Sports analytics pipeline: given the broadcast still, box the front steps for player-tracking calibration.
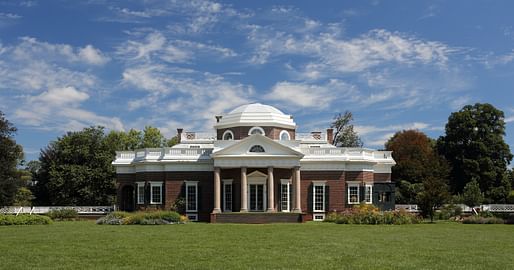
[211,212,305,223]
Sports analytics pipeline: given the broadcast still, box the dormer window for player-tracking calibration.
[222,130,234,140]
[248,127,265,136]
[249,145,265,153]
[279,130,290,141]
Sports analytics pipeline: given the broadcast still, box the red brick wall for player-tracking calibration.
[345,171,373,182]
[300,171,346,220]
[217,126,295,140]
[374,173,391,182]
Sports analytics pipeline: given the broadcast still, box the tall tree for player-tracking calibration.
[34,126,115,205]
[462,179,484,208]
[416,176,450,222]
[437,103,513,202]
[141,126,166,148]
[385,129,450,204]
[0,111,24,207]
[331,111,363,147]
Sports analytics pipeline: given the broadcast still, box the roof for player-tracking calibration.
[214,103,297,129]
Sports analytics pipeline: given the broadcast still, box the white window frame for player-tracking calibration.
[280,179,291,212]
[185,181,198,213]
[279,130,290,141]
[136,182,145,205]
[347,182,360,204]
[312,181,326,212]
[248,126,265,136]
[222,130,234,140]
[223,179,233,212]
[150,182,163,204]
[248,145,265,153]
[364,184,373,204]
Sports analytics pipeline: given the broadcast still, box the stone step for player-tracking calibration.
[212,212,305,223]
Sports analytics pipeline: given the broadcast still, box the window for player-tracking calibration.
[186,181,198,212]
[222,130,234,140]
[150,182,163,204]
[279,130,290,141]
[348,184,359,204]
[364,184,373,204]
[189,145,200,149]
[280,179,291,212]
[313,182,326,212]
[379,192,391,203]
[136,182,145,204]
[223,180,233,212]
[249,145,265,153]
[248,126,265,136]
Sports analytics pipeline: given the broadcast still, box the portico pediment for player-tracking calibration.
[211,134,304,158]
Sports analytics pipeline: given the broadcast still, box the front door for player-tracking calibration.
[249,184,265,211]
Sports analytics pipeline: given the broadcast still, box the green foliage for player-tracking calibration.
[437,103,513,202]
[437,204,462,220]
[171,197,186,214]
[105,126,168,151]
[96,211,182,225]
[330,111,363,147]
[416,176,450,222]
[34,126,116,205]
[462,216,504,224]
[0,214,52,225]
[507,190,514,204]
[47,209,78,220]
[0,111,24,207]
[13,187,35,206]
[395,180,423,204]
[462,179,484,207]
[324,204,421,225]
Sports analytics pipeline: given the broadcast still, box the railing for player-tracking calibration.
[115,147,213,162]
[296,132,327,141]
[300,148,392,160]
[181,132,216,141]
[395,204,514,213]
[0,206,115,215]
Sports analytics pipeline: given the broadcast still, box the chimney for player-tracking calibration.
[177,128,183,143]
[327,128,334,145]
[215,115,222,123]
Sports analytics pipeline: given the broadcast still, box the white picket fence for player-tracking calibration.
[0,206,115,216]
[395,204,514,213]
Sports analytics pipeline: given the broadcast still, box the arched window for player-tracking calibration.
[248,126,265,136]
[249,145,265,153]
[222,130,234,140]
[279,130,290,141]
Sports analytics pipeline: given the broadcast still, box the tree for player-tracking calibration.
[416,176,450,222]
[0,111,24,207]
[462,179,484,208]
[385,130,450,204]
[437,103,513,202]
[331,111,363,147]
[141,126,166,148]
[34,126,115,205]
[104,126,167,151]
[13,187,35,206]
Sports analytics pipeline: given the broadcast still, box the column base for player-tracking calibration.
[292,208,302,213]
[239,209,248,213]
[211,208,221,214]
[266,208,276,213]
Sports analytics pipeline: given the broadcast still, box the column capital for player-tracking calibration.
[214,167,221,173]
[241,167,247,173]
[293,166,301,170]
[267,166,274,172]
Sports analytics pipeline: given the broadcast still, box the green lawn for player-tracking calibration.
[0,221,513,269]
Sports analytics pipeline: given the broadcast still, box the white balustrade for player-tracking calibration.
[0,206,115,215]
[296,132,327,141]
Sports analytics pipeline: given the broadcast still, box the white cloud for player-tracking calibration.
[78,45,110,65]
[29,86,89,106]
[356,122,431,147]
[0,12,22,19]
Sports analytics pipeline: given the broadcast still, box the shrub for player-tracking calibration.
[0,214,52,225]
[97,211,183,225]
[47,209,78,221]
[462,216,504,224]
[325,204,420,225]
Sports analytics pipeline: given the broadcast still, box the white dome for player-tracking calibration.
[214,103,296,129]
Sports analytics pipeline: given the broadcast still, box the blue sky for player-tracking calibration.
[1,0,514,161]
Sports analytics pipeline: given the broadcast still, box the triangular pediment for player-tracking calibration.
[212,135,304,158]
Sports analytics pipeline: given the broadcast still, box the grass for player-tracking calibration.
[0,221,513,269]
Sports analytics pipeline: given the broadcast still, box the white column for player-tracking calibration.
[240,167,248,212]
[293,166,302,213]
[212,167,221,214]
[267,166,275,212]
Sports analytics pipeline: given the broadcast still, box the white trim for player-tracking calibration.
[313,182,326,212]
[279,130,290,141]
[247,172,267,212]
[280,179,291,212]
[150,182,163,204]
[186,214,198,222]
[348,183,360,205]
[364,184,373,204]
[313,213,325,221]
[248,126,265,136]
[222,130,234,140]
[222,179,233,212]
[185,181,198,213]
[136,182,145,204]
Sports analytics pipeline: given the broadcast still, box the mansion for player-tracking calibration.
[112,103,396,222]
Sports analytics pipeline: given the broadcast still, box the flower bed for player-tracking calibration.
[324,204,421,225]
[0,214,52,225]
[96,211,187,225]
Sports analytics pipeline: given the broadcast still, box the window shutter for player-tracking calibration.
[197,184,202,212]
[145,182,150,205]
[324,185,330,212]
[359,186,365,204]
